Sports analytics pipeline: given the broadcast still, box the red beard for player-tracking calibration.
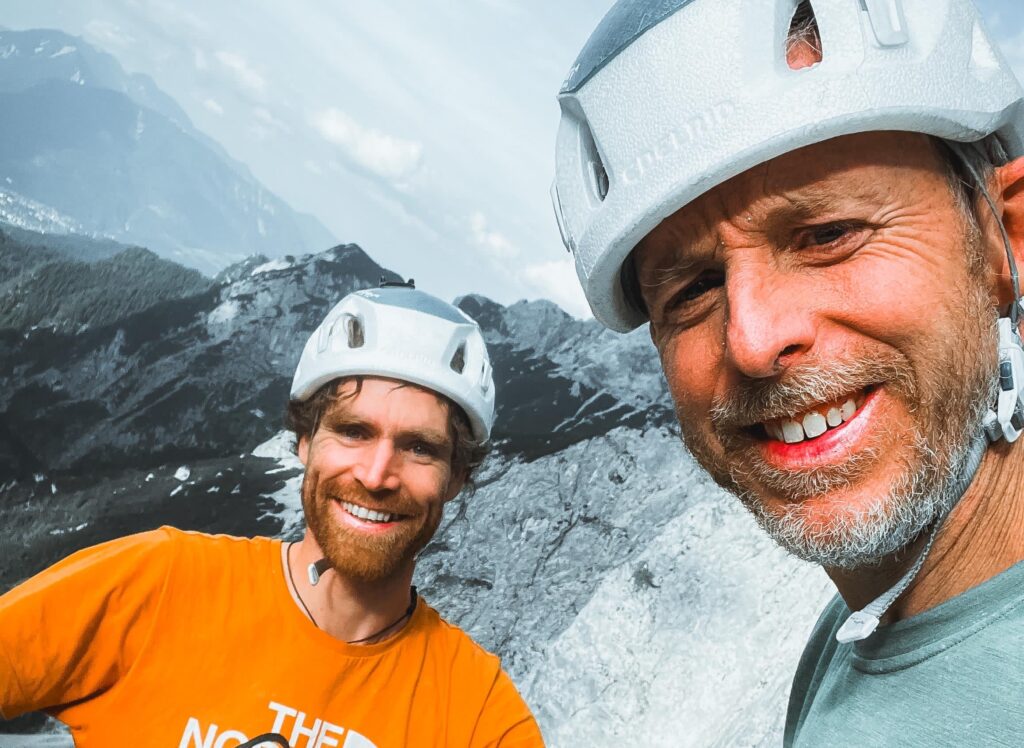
[301,472,443,584]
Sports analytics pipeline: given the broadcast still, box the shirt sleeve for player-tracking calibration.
[0,527,176,719]
[471,668,546,748]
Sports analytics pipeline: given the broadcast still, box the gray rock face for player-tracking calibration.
[257,426,833,747]
[1,245,837,746]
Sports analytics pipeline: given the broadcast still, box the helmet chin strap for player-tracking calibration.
[836,432,987,643]
[838,142,1024,643]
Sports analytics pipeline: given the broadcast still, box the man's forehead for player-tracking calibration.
[637,132,943,268]
[325,377,449,420]
[742,132,939,197]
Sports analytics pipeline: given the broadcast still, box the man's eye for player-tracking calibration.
[668,271,724,308]
[802,222,857,248]
[409,442,438,458]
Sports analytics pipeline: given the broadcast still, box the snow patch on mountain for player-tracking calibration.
[253,431,304,536]
[207,298,241,325]
[251,257,292,275]
[0,189,85,235]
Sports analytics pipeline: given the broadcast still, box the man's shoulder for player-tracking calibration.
[150,527,279,575]
[158,526,276,553]
[416,601,542,742]
[803,592,849,657]
[63,527,278,582]
[784,592,849,745]
[798,592,849,674]
[418,600,504,676]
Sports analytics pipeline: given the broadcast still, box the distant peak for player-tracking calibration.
[510,298,570,317]
[456,293,503,314]
[327,242,367,259]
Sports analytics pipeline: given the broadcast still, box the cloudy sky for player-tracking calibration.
[3,0,1024,316]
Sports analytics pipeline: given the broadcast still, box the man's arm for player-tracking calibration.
[470,668,545,748]
[0,528,175,718]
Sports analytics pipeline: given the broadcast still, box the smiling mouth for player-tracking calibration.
[339,501,401,524]
[757,386,873,444]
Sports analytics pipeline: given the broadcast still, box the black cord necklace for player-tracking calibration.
[287,542,417,644]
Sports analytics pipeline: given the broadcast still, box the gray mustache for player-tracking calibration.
[709,355,915,430]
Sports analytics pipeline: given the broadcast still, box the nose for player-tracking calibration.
[724,261,817,379]
[351,440,401,493]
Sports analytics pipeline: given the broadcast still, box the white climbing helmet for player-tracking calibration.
[290,282,495,442]
[552,0,1024,331]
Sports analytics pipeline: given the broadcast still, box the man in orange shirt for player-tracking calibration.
[0,282,544,748]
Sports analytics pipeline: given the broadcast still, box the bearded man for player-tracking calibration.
[0,283,544,748]
[552,0,1023,744]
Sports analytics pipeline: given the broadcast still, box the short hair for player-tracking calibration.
[284,376,489,494]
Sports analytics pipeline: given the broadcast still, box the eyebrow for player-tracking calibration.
[321,412,450,450]
[320,411,367,431]
[775,180,893,220]
[400,428,451,451]
[637,241,710,291]
[776,192,854,220]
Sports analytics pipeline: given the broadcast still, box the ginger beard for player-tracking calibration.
[677,250,998,570]
[301,469,444,584]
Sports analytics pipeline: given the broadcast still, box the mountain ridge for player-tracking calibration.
[0,28,335,274]
[1,241,833,746]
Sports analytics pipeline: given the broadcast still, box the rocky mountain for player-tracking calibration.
[0,29,335,274]
[0,240,211,334]
[0,245,834,745]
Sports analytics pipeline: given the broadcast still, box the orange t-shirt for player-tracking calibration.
[0,527,545,747]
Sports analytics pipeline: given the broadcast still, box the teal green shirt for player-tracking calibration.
[785,560,1024,747]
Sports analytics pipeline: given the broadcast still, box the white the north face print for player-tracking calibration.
[178,700,377,748]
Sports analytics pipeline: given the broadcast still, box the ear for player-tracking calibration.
[990,156,1024,307]
[442,469,466,503]
[297,435,310,466]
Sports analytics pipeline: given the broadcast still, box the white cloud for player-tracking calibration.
[311,108,423,181]
[253,106,290,134]
[520,257,592,319]
[193,49,208,71]
[470,211,519,260]
[216,50,265,93]
[83,20,135,50]
[203,98,224,115]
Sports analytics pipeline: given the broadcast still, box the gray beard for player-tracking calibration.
[733,425,985,570]
[678,276,998,571]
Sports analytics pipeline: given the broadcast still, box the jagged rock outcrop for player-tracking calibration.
[0,244,398,480]
[1,246,835,747]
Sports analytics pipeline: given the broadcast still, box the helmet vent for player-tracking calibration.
[345,316,364,348]
[786,1,823,70]
[578,116,610,203]
[480,361,491,394]
[590,159,609,202]
[450,343,466,374]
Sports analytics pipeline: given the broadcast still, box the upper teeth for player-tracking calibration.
[341,501,395,523]
[765,395,862,444]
